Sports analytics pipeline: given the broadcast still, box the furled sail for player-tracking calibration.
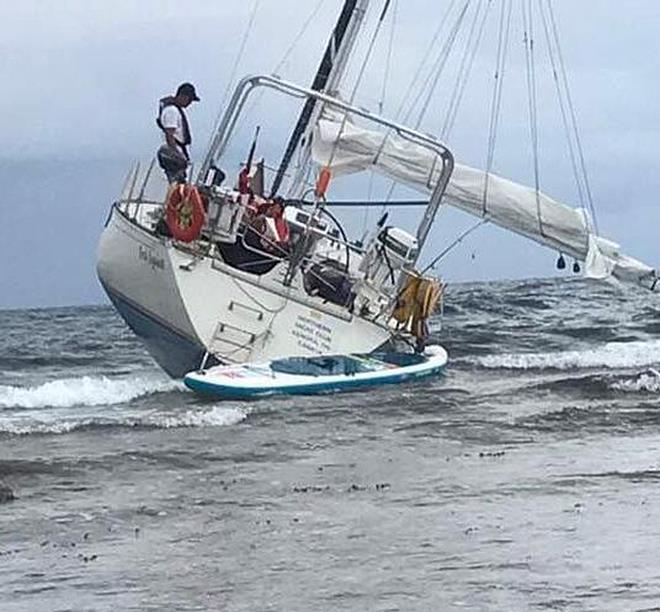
[312,111,658,289]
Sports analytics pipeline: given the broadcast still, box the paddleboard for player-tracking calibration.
[184,345,447,399]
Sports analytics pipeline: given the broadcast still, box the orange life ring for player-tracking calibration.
[165,184,205,242]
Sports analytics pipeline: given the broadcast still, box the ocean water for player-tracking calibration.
[1,277,660,611]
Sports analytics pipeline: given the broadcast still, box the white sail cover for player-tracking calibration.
[312,112,657,288]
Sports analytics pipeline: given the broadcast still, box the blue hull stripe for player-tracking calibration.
[101,282,206,378]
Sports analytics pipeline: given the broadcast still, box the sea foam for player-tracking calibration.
[0,406,247,435]
[474,340,660,371]
[611,369,660,393]
[0,374,182,409]
[151,405,248,429]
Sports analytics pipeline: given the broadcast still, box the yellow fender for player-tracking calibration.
[391,271,442,340]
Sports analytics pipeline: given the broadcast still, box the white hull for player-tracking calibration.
[97,206,392,377]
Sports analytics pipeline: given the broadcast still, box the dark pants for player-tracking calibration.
[157,145,188,183]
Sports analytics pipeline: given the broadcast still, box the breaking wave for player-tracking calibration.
[610,369,660,393]
[0,406,248,436]
[0,374,183,409]
[473,340,660,371]
[151,406,248,429]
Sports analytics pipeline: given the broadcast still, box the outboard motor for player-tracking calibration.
[360,227,419,291]
[353,227,418,317]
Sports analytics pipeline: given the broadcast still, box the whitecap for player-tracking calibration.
[611,369,660,393]
[0,419,83,436]
[150,405,248,429]
[474,340,660,371]
[0,405,247,435]
[0,374,182,409]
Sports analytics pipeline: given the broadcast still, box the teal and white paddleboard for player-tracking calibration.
[184,345,448,399]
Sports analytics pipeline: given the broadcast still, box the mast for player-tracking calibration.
[270,0,371,197]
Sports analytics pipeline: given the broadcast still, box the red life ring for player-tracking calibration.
[165,184,205,242]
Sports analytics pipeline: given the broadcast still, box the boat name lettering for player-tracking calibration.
[138,246,165,271]
[292,314,333,352]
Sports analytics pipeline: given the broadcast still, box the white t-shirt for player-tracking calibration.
[161,105,186,156]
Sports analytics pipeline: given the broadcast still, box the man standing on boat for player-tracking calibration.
[156,82,200,183]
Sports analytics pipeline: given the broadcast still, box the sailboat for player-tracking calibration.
[96,0,658,379]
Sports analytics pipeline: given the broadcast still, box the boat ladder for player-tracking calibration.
[208,300,267,363]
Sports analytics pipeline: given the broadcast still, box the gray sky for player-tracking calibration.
[2,0,660,308]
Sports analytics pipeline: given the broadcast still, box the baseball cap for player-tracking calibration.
[176,82,200,101]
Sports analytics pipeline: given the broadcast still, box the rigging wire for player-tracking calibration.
[397,0,496,274]
[221,0,261,107]
[272,0,328,76]
[378,1,457,212]
[379,0,397,114]
[411,0,472,128]
[208,0,325,190]
[421,218,489,274]
[206,0,262,151]
[441,0,493,140]
[380,1,470,212]
[394,0,458,122]
[482,0,513,214]
[364,0,398,236]
[522,0,544,236]
[324,0,394,170]
[537,0,586,211]
[442,0,485,133]
[243,0,327,119]
[543,0,599,234]
[347,0,393,103]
